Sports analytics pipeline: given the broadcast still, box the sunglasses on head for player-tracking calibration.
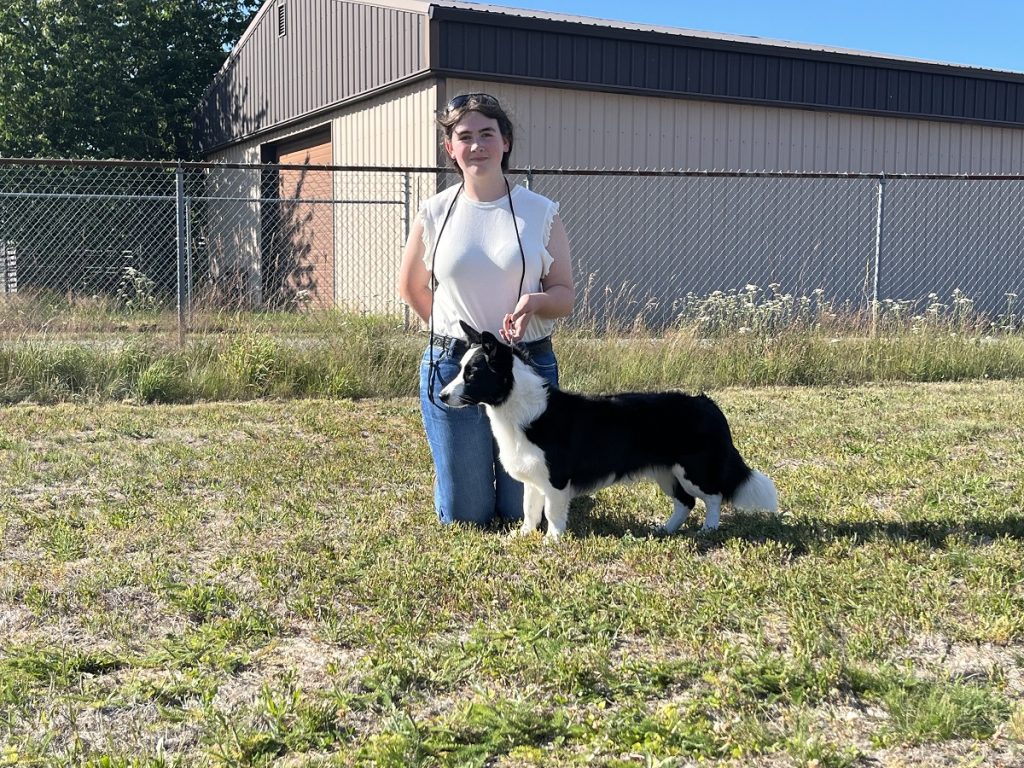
[443,93,501,114]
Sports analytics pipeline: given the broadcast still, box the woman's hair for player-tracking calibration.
[437,93,514,175]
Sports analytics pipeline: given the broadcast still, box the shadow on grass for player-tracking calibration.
[725,514,1024,554]
[565,501,1024,555]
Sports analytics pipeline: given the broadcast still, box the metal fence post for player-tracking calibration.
[525,166,533,191]
[871,175,887,337]
[176,164,187,345]
[401,170,411,328]
[186,196,193,312]
[0,193,10,293]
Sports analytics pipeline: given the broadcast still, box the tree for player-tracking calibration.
[0,0,260,159]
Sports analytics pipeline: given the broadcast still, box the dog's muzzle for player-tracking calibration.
[438,382,470,406]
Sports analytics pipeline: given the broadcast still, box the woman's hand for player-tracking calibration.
[500,294,535,344]
[499,214,576,344]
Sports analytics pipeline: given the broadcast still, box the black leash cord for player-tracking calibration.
[426,178,528,409]
[505,176,528,315]
[427,183,464,409]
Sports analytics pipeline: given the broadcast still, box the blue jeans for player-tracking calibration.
[419,344,559,526]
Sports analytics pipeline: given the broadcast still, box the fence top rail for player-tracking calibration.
[3,156,1024,181]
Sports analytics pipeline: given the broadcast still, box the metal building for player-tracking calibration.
[196,0,1024,170]
[193,0,1024,317]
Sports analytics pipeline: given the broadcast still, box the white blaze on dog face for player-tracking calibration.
[438,346,483,406]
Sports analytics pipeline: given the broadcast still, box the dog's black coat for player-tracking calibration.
[525,387,754,499]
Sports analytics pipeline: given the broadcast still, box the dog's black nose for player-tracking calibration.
[439,391,449,403]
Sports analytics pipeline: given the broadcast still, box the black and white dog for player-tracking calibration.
[439,321,778,540]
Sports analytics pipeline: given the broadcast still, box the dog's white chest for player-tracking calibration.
[488,417,548,485]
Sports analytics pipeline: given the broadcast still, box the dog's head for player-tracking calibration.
[438,321,516,407]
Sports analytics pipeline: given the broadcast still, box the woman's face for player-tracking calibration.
[445,110,509,178]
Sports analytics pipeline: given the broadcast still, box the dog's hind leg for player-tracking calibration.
[655,472,695,534]
[519,483,545,535]
[543,488,572,541]
[701,494,724,531]
[671,466,723,532]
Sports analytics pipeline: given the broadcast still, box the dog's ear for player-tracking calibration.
[459,320,483,345]
[480,331,500,356]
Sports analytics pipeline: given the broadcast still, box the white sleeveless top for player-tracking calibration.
[419,183,559,344]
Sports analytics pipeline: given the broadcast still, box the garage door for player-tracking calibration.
[269,131,334,310]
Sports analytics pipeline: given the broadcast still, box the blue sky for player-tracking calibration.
[478,0,1024,74]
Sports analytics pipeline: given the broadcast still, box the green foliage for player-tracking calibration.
[0,644,125,696]
[882,679,1008,744]
[2,303,1024,404]
[136,358,188,403]
[849,664,1011,745]
[205,674,351,764]
[0,313,424,403]
[225,334,282,394]
[0,0,259,159]
[359,699,582,766]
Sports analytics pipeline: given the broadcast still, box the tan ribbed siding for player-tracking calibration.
[449,78,1024,173]
[196,0,427,152]
[334,80,436,165]
[333,81,437,313]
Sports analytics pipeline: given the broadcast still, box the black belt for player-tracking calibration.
[431,334,553,360]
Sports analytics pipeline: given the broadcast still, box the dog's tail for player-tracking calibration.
[731,469,778,513]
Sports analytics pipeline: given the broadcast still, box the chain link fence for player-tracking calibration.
[1,158,1022,341]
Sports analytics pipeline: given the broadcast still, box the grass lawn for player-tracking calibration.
[1,382,1023,766]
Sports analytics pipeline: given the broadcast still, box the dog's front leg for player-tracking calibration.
[544,488,572,541]
[520,483,544,535]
